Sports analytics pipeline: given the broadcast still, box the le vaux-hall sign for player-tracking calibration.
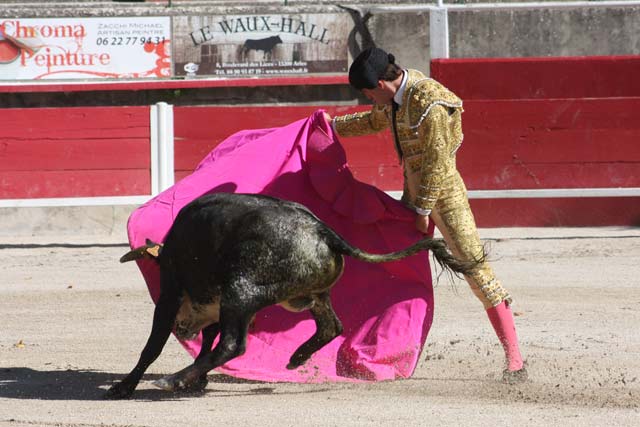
[173,14,350,77]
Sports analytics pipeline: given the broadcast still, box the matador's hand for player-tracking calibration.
[323,112,332,122]
[415,214,430,234]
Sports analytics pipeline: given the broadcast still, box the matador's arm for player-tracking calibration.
[332,104,391,137]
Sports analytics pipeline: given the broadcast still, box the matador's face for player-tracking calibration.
[361,80,395,105]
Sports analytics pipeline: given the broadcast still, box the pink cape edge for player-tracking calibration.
[126,110,435,383]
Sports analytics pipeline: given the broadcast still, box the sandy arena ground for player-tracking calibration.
[1,227,639,426]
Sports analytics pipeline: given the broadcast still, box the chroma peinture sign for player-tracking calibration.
[0,17,171,80]
[172,14,350,77]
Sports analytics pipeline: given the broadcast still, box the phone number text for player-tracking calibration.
[95,36,167,46]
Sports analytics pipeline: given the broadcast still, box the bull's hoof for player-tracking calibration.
[182,375,209,393]
[502,367,528,384]
[286,354,309,370]
[152,375,182,391]
[152,373,207,392]
[104,381,135,400]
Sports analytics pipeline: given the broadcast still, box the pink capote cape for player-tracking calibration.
[127,110,435,383]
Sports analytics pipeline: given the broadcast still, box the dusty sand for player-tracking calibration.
[1,227,639,426]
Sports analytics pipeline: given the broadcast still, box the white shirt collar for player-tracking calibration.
[393,69,408,106]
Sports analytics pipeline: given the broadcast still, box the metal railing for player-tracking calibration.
[368,1,640,59]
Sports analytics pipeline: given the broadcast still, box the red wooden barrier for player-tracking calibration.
[430,55,640,226]
[174,103,640,227]
[174,100,640,192]
[2,55,639,226]
[431,55,640,100]
[459,98,640,190]
[468,198,640,228]
[0,106,151,199]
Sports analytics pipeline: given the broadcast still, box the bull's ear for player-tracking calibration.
[143,239,162,257]
[145,244,162,258]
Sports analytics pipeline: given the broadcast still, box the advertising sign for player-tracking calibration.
[0,17,171,80]
[172,14,350,77]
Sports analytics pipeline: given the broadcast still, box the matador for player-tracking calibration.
[330,47,527,381]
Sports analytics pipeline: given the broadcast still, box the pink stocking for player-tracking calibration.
[486,301,524,372]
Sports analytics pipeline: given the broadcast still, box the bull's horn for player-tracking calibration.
[119,240,162,263]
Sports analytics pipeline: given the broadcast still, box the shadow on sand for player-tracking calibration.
[0,367,288,401]
[0,367,333,401]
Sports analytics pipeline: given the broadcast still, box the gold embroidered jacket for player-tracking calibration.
[333,69,464,214]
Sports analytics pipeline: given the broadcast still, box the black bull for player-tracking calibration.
[106,193,478,399]
[242,35,282,54]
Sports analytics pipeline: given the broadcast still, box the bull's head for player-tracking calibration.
[174,295,221,341]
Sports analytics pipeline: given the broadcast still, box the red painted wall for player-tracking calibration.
[0,106,151,198]
[173,102,640,227]
[430,55,640,226]
[459,98,640,191]
[430,55,640,100]
[1,56,638,226]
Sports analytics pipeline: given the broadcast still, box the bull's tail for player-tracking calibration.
[119,239,162,263]
[322,228,480,277]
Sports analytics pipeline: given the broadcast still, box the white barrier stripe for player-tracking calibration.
[150,104,160,196]
[157,102,175,193]
[0,196,152,208]
[1,188,638,208]
[470,188,640,199]
[386,187,640,200]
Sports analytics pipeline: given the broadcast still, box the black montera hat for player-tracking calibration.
[348,47,396,90]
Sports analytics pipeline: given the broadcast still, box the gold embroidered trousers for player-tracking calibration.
[428,171,511,309]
